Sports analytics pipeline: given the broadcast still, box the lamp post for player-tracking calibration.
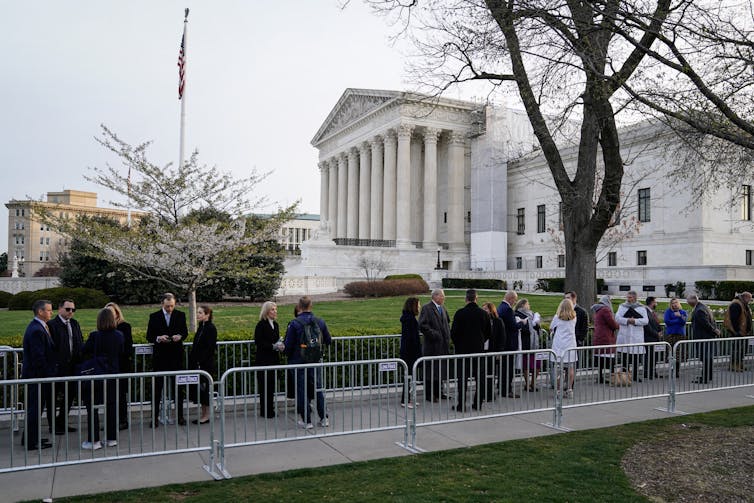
[435,247,442,270]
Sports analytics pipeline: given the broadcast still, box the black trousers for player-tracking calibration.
[643,344,658,379]
[83,379,117,442]
[593,354,616,383]
[498,354,515,396]
[695,339,714,381]
[24,382,52,448]
[257,369,277,417]
[53,378,79,428]
[455,356,483,409]
[118,377,129,425]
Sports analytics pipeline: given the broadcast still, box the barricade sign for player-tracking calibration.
[136,346,153,355]
[177,374,200,385]
[379,362,397,372]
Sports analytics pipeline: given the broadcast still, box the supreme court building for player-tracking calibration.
[288,88,754,294]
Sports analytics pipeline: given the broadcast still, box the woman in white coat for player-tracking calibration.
[550,299,578,398]
[615,291,648,381]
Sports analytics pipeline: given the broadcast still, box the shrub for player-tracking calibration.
[33,265,62,277]
[535,277,565,293]
[694,281,717,300]
[664,283,675,297]
[674,281,686,298]
[344,279,429,298]
[597,278,606,293]
[716,281,754,301]
[385,274,424,281]
[0,291,13,308]
[8,287,111,311]
[441,278,507,290]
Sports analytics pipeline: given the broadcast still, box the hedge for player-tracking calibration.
[385,274,424,281]
[0,291,13,309]
[441,278,507,290]
[693,280,754,301]
[7,287,111,311]
[344,279,429,298]
[535,277,565,293]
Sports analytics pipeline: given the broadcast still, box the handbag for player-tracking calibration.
[610,367,632,387]
[76,334,112,404]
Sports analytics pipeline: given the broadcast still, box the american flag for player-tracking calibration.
[177,32,186,100]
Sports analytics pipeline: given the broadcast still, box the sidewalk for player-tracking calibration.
[2,385,753,502]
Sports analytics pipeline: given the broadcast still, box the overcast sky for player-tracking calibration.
[1,0,471,255]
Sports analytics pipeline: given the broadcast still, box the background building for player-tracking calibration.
[292,88,754,294]
[5,190,143,277]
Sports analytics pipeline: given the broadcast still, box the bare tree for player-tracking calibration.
[357,253,392,281]
[362,0,676,302]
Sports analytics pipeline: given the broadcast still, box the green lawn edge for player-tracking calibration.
[47,404,754,503]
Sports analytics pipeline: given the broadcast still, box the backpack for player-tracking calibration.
[292,317,323,363]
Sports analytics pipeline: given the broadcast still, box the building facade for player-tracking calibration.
[297,88,754,294]
[5,190,143,277]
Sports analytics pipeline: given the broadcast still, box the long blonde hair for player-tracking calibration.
[259,301,277,321]
[555,299,576,321]
[104,302,124,324]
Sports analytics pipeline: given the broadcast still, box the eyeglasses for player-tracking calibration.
[64,307,76,312]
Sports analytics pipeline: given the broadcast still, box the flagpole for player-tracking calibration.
[178,8,189,174]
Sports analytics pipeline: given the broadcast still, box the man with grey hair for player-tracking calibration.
[419,288,451,401]
[687,293,720,383]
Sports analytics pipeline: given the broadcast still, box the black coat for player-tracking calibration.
[450,302,490,355]
[146,309,188,371]
[400,311,422,363]
[47,315,84,377]
[418,302,451,357]
[188,320,218,374]
[117,321,134,373]
[574,304,589,345]
[489,317,506,352]
[691,302,719,340]
[497,301,522,351]
[643,307,662,343]
[22,319,57,379]
[82,329,124,374]
[254,319,280,366]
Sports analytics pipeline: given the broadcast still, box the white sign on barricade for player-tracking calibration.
[177,374,200,385]
[135,346,153,355]
[379,362,397,372]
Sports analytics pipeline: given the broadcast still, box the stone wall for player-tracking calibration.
[0,277,61,294]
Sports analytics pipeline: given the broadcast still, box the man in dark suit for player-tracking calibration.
[687,294,720,384]
[146,292,188,426]
[48,298,84,433]
[22,299,57,450]
[419,288,451,401]
[497,291,523,398]
[450,289,490,411]
[565,291,589,346]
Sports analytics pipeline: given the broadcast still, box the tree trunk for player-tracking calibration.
[187,288,197,333]
[565,240,597,309]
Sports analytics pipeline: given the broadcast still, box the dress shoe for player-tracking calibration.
[451,405,467,412]
[21,437,49,447]
[26,441,52,450]
[177,418,187,426]
[191,418,210,425]
[692,377,710,384]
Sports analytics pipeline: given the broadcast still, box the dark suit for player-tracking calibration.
[48,315,84,429]
[254,319,279,417]
[497,301,523,396]
[116,321,134,427]
[81,329,124,442]
[418,302,450,401]
[22,318,57,448]
[643,307,661,379]
[146,309,188,424]
[450,302,490,410]
[691,302,718,382]
[188,320,217,408]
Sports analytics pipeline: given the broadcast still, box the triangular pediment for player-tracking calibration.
[311,89,401,145]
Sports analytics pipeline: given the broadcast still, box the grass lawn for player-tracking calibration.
[0,292,688,348]
[47,405,754,502]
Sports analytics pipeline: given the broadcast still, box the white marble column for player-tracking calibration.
[382,130,397,241]
[396,123,414,248]
[447,131,466,250]
[337,153,348,239]
[358,142,371,240]
[327,158,338,239]
[423,128,440,248]
[369,136,384,241]
[347,147,359,239]
[319,162,328,230]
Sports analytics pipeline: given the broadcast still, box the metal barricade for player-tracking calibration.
[0,370,219,478]
[0,347,22,433]
[217,359,409,478]
[556,342,673,414]
[669,335,754,412]
[408,349,560,450]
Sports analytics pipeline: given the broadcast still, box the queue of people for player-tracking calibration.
[19,289,752,450]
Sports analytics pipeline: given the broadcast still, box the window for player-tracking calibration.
[557,254,565,268]
[643,285,656,292]
[443,212,447,224]
[45,237,50,245]
[15,209,19,216]
[536,205,546,233]
[516,208,525,235]
[747,250,752,266]
[467,211,471,223]
[558,202,564,230]
[40,237,44,245]
[743,185,752,221]
[515,257,522,269]
[637,250,647,266]
[638,188,651,222]
[608,252,617,267]
[619,285,631,292]
[535,255,543,269]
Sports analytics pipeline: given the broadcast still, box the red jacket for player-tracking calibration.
[592,304,619,353]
